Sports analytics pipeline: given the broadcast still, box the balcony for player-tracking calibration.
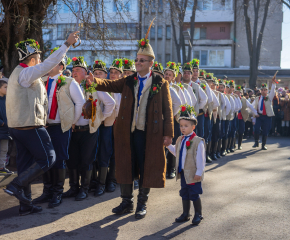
[192,39,233,46]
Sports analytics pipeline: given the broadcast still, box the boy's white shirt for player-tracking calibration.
[167,132,206,176]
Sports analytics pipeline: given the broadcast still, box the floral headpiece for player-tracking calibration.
[191,58,199,69]
[164,61,178,77]
[16,39,41,61]
[72,56,87,71]
[213,77,219,85]
[261,83,268,89]
[226,80,235,88]
[205,73,214,81]
[235,85,242,91]
[110,58,123,73]
[178,104,197,125]
[199,69,206,78]
[182,62,193,73]
[152,61,164,76]
[50,47,71,70]
[137,18,155,59]
[218,79,226,86]
[93,59,107,73]
[123,58,136,72]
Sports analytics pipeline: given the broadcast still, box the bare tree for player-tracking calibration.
[281,0,290,8]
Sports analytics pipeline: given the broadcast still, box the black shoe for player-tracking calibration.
[211,142,218,161]
[192,198,203,225]
[63,169,79,198]
[106,181,117,192]
[48,169,66,208]
[135,203,147,219]
[19,204,42,216]
[261,136,268,150]
[94,183,106,197]
[237,145,242,150]
[135,187,150,219]
[48,194,62,208]
[168,169,176,179]
[33,170,53,204]
[4,183,31,205]
[89,163,98,193]
[75,169,92,201]
[252,134,259,148]
[206,142,212,162]
[216,140,222,158]
[0,167,13,175]
[175,200,190,223]
[237,134,243,150]
[112,200,134,215]
[221,139,227,156]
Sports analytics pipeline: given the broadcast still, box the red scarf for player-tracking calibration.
[45,76,58,120]
[19,63,28,68]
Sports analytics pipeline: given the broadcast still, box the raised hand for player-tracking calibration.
[66,31,80,46]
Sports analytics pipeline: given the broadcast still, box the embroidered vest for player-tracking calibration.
[191,82,200,111]
[6,65,48,127]
[226,94,234,121]
[240,97,249,122]
[253,96,274,117]
[213,90,222,122]
[175,135,205,184]
[201,80,213,120]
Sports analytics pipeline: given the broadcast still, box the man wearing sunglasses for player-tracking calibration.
[86,39,173,220]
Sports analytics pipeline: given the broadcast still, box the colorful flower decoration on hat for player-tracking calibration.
[165,61,178,77]
[261,83,268,89]
[227,80,235,88]
[112,58,123,68]
[205,73,213,81]
[182,62,193,73]
[235,85,242,91]
[199,69,206,77]
[72,56,87,70]
[190,58,200,69]
[178,104,197,126]
[15,39,40,52]
[152,61,163,75]
[15,39,41,61]
[137,38,149,50]
[122,58,135,72]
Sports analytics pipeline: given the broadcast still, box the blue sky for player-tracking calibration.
[281,6,290,68]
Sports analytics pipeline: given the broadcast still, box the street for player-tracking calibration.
[0,137,289,240]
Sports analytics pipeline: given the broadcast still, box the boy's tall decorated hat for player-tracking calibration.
[109,58,123,73]
[16,39,41,61]
[50,47,71,70]
[191,58,199,69]
[218,79,226,86]
[261,83,268,89]
[152,61,164,76]
[205,73,214,81]
[182,62,193,73]
[137,18,155,59]
[178,104,197,125]
[123,58,136,72]
[235,85,242,92]
[199,69,206,78]
[72,56,87,71]
[226,80,235,88]
[93,59,107,73]
[213,77,219,85]
[164,61,178,77]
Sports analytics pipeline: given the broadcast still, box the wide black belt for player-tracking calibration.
[74,125,90,132]
[46,123,61,127]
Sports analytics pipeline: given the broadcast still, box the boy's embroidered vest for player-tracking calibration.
[240,97,249,122]
[253,96,274,117]
[6,65,48,127]
[175,135,205,184]
[85,91,103,133]
[226,94,234,121]
[131,76,152,132]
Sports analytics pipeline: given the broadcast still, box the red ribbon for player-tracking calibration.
[45,77,58,120]
[19,63,29,68]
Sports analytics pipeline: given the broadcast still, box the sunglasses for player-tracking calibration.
[135,59,150,63]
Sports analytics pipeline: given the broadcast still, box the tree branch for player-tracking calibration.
[281,0,290,9]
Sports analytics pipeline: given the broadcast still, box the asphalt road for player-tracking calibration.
[0,137,289,240]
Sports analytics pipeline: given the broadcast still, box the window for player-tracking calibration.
[157,26,162,39]
[220,27,225,32]
[193,28,200,39]
[107,23,138,40]
[195,0,232,11]
[113,0,130,12]
[144,0,150,12]
[151,0,156,13]
[200,51,208,65]
[43,29,53,41]
[150,26,155,39]
[157,54,162,63]
[57,24,75,40]
[166,26,171,39]
[158,0,163,12]
[202,0,211,10]
[165,54,171,63]
[193,51,200,59]
[195,50,225,66]
[200,28,207,39]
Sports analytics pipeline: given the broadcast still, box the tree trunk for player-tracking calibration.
[0,0,54,77]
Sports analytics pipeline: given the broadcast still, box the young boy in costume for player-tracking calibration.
[167,104,206,225]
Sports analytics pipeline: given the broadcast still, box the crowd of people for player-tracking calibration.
[0,27,283,226]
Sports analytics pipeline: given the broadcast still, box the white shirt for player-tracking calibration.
[186,86,197,108]
[137,71,151,89]
[169,87,182,116]
[189,79,208,109]
[19,44,69,88]
[47,73,85,125]
[183,88,192,106]
[112,93,121,117]
[252,84,276,114]
[205,82,214,105]
[211,90,220,110]
[229,96,236,115]
[170,82,186,105]
[224,93,231,117]
[232,93,242,113]
[167,132,206,176]
[245,99,258,116]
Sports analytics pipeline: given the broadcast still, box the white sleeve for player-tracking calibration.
[187,87,197,107]
[196,141,206,176]
[113,93,121,116]
[178,88,186,105]
[205,82,213,103]
[19,44,69,88]
[234,98,240,112]
[170,88,182,116]
[220,93,225,109]
[230,97,235,112]
[212,91,219,109]
[97,91,116,121]
[237,97,242,111]
[166,144,176,157]
[198,87,208,109]
[269,83,276,101]
[69,80,86,124]
[183,88,192,106]
[225,95,231,116]
[251,100,257,111]
[246,99,258,116]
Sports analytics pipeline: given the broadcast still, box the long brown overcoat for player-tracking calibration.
[94,72,174,188]
[280,98,290,121]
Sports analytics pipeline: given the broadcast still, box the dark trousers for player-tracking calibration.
[229,117,237,138]
[245,121,253,137]
[67,130,98,171]
[180,171,202,201]
[167,119,181,171]
[9,127,56,175]
[47,125,72,169]
[212,118,220,143]
[196,114,205,138]
[204,116,212,143]
[131,129,146,187]
[238,119,245,135]
[254,115,272,137]
[220,119,225,139]
[222,120,230,140]
[97,125,113,168]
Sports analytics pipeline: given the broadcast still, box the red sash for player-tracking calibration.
[45,77,58,120]
[258,96,267,115]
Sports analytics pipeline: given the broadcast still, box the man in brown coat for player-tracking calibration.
[87,39,174,219]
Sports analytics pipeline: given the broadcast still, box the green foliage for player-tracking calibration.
[81,80,98,94]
